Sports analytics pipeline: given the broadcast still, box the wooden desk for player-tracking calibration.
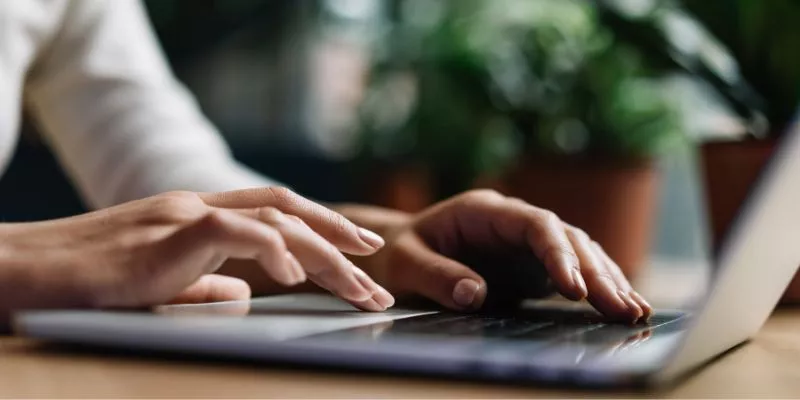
[0,309,798,398]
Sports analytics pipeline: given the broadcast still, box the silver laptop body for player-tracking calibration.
[14,120,800,387]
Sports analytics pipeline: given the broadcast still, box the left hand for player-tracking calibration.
[353,190,652,323]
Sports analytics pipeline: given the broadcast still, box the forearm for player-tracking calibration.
[25,0,280,208]
[0,225,94,327]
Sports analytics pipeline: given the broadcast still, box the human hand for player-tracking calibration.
[0,188,395,317]
[353,190,652,323]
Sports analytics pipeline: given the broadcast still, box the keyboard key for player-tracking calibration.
[481,319,554,337]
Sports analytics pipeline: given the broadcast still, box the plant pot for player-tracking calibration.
[700,139,800,303]
[365,164,434,213]
[476,157,659,281]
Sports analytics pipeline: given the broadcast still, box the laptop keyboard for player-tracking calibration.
[377,309,683,342]
[304,307,687,369]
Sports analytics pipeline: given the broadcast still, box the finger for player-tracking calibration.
[346,267,395,312]
[388,233,487,311]
[438,191,584,299]
[205,212,303,288]
[509,201,587,300]
[167,274,252,304]
[285,251,308,285]
[566,227,641,322]
[589,241,650,323]
[629,291,654,323]
[234,207,377,303]
[592,242,654,322]
[199,187,384,255]
[145,209,301,305]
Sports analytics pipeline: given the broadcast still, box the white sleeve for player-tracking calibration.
[24,0,277,208]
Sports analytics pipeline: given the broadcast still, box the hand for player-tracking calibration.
[348,190,652,323]
[0,188,395,318]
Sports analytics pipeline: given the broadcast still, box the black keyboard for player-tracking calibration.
[366,309,684,344]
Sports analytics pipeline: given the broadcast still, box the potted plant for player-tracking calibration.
[355,0,685,279]
[665,1,800,301]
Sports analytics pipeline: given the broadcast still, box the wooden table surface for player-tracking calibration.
[0,308,798,398]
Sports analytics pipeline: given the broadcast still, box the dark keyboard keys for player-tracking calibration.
[334,310,685,348]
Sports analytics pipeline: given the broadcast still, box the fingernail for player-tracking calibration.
[351,266,380,302]
[373,286,395,309]
[348,286,374,302]
[618,290,643,323]
[630,291,653,312]
[630,291,653,322]
[358,227,385,250]
[354,266,395,309]
[361,297,386,312]
[452,279,481,309]
[571,269,588,299]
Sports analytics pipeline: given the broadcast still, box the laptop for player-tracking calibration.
[13,119,800,388]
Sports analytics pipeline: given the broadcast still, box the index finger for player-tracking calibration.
[199,187,383,256]
[502,199,588,300]
[441,191,586,300]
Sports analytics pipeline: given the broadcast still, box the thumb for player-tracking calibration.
[389,234,487,311]
[167,274,252,305]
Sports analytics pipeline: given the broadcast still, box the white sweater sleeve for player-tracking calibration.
[24,0,276,208]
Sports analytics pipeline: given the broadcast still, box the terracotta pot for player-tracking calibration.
[366,165,433,213]
[700,139,800,303]
[477,157,659,280]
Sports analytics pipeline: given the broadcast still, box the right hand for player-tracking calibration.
[0,188,395,317]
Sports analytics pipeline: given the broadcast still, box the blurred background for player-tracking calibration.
[2,0,799,293]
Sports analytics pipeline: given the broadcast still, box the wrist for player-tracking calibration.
[0,224,96,316]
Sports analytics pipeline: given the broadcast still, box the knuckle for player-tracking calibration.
[589,238,614,256]
[463,189,505,204]
[201,209,229,230]
[544,245,579,268]
[266,186,298,206]
[538,209,561,226]
[569,227,591,243]
[542,209,559,223]
[326,212,355,237]
[321,243,347,267]
[260,227,287,251]
[158,190,200,201]
[149,191,205,221]
[257,206,285,225]
[591,240,605,252]
[507,197,530,208]
[187,210,231,242]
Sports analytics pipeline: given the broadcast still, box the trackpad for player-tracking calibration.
[153,294,436,341]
